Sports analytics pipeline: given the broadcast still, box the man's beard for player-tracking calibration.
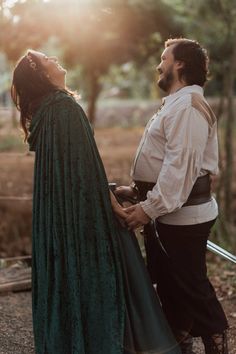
[158,67,174,93]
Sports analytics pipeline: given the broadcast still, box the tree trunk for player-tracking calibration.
[216,87,225,121]
[223,43,236,224]
[87,70,100,125]
[216,74,227,210]
[11,104,18,128]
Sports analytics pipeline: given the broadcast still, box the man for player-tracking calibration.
[115,38,228,354]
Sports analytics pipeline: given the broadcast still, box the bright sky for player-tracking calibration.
[3,0,49,7]
[2,0,17,8]
[3,0,89,6]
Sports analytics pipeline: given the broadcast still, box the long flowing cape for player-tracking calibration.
[28,91,180,354]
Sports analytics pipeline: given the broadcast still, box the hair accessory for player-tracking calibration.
[26,54,37,71]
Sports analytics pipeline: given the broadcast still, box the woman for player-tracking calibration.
[11,50,181,354]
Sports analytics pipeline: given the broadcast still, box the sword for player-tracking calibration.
[153,222,236,264]
[207,240,236,264]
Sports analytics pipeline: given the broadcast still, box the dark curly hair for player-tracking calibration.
[11,50,59,141]
[165,38,209,87]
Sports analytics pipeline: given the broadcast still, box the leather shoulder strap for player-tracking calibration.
[191,93,216,127]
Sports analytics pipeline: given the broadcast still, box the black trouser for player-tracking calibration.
[144,219,228,337]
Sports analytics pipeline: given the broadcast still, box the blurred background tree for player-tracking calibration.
[0,0,182,122]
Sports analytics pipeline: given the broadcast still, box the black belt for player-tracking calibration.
[134,174,212,206]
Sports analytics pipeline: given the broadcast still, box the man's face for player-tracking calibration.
[157,45,179,93]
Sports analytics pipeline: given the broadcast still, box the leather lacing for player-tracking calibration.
[202,331,228,354]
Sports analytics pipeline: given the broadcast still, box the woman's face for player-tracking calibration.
[29,50,66,88]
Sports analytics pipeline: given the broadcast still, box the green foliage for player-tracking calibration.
[100,57,160,99]
[0,0,183,121]
[0,135,25,152]
[0,0,181,63]
[0,52,11,94]
[163,0,236,67]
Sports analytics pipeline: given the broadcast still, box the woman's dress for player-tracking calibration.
[28,91,180,354]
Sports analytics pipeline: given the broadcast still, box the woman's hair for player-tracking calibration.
[165,38,209,87]
[11,50,58,141]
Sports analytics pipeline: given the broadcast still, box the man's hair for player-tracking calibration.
[165,38,209,87]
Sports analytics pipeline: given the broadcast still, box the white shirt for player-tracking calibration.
[131,85,219,225]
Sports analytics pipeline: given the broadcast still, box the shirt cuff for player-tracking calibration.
[140,200,159,220]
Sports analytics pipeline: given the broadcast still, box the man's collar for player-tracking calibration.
[162,85,204,105]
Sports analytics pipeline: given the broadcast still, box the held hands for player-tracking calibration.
[111,186,151,230]
[124,204,151,230]
[109,190,129,225]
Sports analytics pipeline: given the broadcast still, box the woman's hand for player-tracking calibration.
[109,190,128,221]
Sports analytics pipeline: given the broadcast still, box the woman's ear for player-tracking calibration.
[39,71,50,80]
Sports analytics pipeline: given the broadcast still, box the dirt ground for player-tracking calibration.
[0,127,235,353]
[0,262,235,354]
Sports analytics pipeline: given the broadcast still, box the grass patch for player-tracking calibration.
[0,135,26,152]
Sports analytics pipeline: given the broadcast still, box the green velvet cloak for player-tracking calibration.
[28,90,180,354]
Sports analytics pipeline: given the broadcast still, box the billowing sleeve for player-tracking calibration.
[140,106,209,220]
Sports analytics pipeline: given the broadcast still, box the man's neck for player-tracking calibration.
[168,81,187,95]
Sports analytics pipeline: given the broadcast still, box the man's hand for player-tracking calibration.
[124,204,151,230]
[114,185,136,199]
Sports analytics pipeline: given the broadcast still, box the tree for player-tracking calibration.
[0,0,182,123]
[44,0,182,122]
